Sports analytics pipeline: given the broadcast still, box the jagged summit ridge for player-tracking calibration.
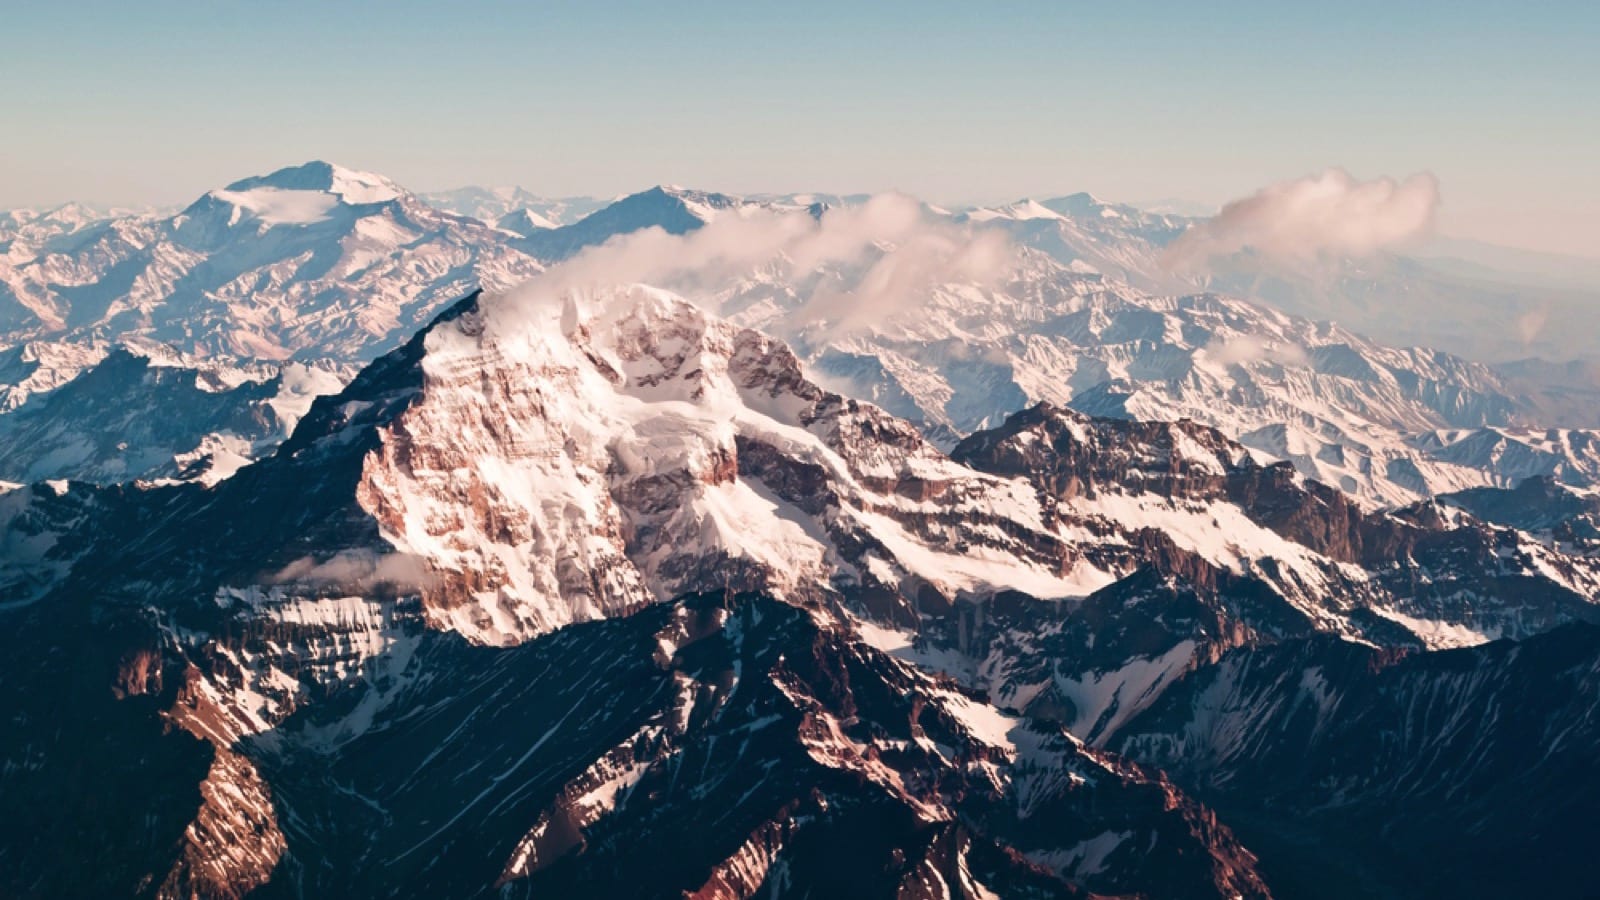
[353,283,1087,644]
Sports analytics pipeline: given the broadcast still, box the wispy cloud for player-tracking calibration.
[267,550,434,590]
[1202,334,1309,368]
[1165,169,1440,272]
[490,193,1015,338]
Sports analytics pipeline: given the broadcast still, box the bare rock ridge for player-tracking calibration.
[3,285,1600,896]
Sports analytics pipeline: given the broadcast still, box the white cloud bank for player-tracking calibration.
[489,193,1015,338]
[1165,169,1440,271]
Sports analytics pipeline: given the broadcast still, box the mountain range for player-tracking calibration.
[4,163,1598,505]
[4,162,1600,898]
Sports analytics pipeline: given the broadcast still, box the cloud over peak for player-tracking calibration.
[1165,169,1440,272]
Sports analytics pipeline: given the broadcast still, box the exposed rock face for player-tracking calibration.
[0,581,1274,899]
[818,401,1600,751]
[343,285,1097,645]
[1106,624,1600,900]
[4,287,1600,898]
[155,744,285,900]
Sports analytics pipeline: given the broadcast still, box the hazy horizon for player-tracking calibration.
[5,0,1597,258]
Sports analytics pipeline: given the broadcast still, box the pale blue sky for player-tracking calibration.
[4,0,1596,255]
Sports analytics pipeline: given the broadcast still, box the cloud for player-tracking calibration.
[1516,306,1550,347]
[267,550,434,590]
[489,193,1017,339]
[1201,334,1310,368]
[1165,169,1440,272]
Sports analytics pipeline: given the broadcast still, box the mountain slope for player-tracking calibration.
[0,161,543,361]
[1107,624,1600,899]
[6,174,1592,504]
[5,283,1600,898]
[715,249,1551,505]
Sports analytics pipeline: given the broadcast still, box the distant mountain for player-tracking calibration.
[959,193,1195,288]
[1438,475,1600,534]
[1414,234,1600,293]
[9,165,1600,898]
[954,194,1600,370]
[0,161,543,361]
[517,185,810,261]
[1200,252,1600,370]
[4,166,1597,499]
[1495,356,1600,428]
[1411,427,1600,490]
[419,185,610,227]
[0,344,347,485]
[493,207,558,235]
[709,247,1576,505]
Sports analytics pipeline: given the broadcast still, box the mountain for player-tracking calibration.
[0,163,548,483]
[5,285,1600,895]
[1107,623,1600,899]
[1438,475,1600,533]
[960,193,1194,287]
[0,337,110,411]
[493,207,559,236]
[1413,235,1600,293]
[918,403,1600,742]
[1199,252,1600,370]
[953,193,1600,371]
[1494,355,1600,428]
[419,185,610,227]
[0,161,543,361]
[517,185,808,261]
[1410,426,1600,489]
[0,201,149,249]
[0,288,1288,899]
[0,579,1271,899]
[4,170,1596,507]
[0,343,347,485]
[709,247,1563,505]
[9,164,1600,897]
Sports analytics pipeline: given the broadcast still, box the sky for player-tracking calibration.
[3,0,1596,257]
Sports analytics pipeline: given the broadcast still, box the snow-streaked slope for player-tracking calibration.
[957,190,1600,370]
[1411,426,1600,488]
[1109,625,1600,898]
[959,193,1193,289]
[357,284,1096,644]
[5,283,1599,897]
[860,403,1600,747]
[710,248,1539,505]
[77,285,1588,660]
[4,174,1586,502]
[0,161,544,361]
[0,343,350,484]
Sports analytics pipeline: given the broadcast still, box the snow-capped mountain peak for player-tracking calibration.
[181,161,405,231]
[218,160,403,205]
[2,161,544,365]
